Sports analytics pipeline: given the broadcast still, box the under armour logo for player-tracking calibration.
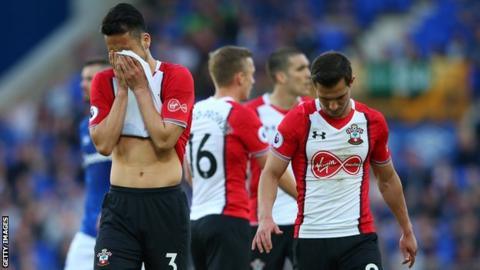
[312,131,326,139]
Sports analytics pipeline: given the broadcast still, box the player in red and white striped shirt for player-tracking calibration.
[246,48,311,270]
[186,46,296,270]
[252,52,417,270]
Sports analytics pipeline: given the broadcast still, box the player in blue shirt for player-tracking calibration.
[65,59,111,270]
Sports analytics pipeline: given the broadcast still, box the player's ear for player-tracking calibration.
[275,71,287,84]
[234,71,244,86]
[141,33,151,50]
[348,75,356,87]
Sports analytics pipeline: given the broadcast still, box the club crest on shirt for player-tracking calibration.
[272,131,284,148]
[167,98,187,113]
[96,248,112,266]
[346,124,363,145]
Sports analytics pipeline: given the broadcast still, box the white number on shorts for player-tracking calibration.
[365,263,379,270]
[165,253,177,270]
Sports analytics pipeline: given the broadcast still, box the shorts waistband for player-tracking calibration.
[109,184,181,195]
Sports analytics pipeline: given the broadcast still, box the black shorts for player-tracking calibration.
[250,225,294,270]
[293,233,383,270]
[191,214,250,270]
[94,185,190,270]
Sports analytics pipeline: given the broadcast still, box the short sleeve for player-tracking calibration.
[161,66,195,128]
[89,71,114,127]
[370,113,391,165]
[271,106,305,161]
[230,105,269,156]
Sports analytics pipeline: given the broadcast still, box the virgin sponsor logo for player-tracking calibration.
[167,99,187,113]
[311,151,362,178]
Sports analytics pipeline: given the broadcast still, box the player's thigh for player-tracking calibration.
[94,196,142,270]
[143,191,190,270]
[207,216,250,270]
[293,239,333,270]
[65,232,96,270]
[339,233,383,270]
[190,219,207,270]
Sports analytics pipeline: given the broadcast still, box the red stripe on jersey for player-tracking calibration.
[159,62,194,163]
[244,96,265,223]
[222,101,268,220]
[293,120,311,238]
[357,111,376,233]
[292,101,316,238]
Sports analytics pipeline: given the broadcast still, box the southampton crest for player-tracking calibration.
[346,124,364,145]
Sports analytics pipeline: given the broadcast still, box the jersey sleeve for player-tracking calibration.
[370,112,391,165]
[231,105,269,157]
[161,66,195,128]
[271,106,304,161]
[89,71,114,127]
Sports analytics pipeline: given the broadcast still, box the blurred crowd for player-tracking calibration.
[1,0,479,269]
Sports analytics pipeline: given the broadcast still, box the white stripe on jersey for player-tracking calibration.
[188,97,232,220]
[257,94,297,225]
[299,100,369,238]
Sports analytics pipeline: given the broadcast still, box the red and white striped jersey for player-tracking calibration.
[272,99,390,238]
[188,97,269,221]
[245,94,308,225]
[89,61,194,162]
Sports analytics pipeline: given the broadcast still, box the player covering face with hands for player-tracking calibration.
[89,3,194,270]
[252,51,417,270]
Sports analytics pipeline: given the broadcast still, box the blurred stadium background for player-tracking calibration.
[0,0,478,269]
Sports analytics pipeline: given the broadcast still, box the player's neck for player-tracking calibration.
[146,55,157,74]
[269,87,298,110]
[214,87,241,102]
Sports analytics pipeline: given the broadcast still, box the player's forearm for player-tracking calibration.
[258,169,280,221]
[134,89,176,150]
[378,174,413,234]
[278,171,297,198]
[90,92,127,155]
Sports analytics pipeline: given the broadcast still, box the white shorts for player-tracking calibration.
[64,232,96,270]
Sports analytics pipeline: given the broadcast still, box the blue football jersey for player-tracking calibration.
[78,117,111,237]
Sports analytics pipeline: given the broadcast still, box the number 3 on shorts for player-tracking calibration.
[365,263,379,270]
[165,253,177,270]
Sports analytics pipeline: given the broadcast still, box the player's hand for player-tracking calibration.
[400,230,417,268]
[115,54,149,93]
[251,217,283,254]
[110,51,128,92]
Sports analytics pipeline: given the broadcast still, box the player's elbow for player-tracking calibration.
[152,137,176,152]
[90,135,114,155]
[97,145,114,156]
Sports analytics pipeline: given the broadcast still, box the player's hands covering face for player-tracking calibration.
[110,51,149,93]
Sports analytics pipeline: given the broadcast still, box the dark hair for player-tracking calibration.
[82,58,109,69]
[311,51,352,88]
[208,46,253,87]
[266,47,303,82]
[101,3,146,37]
